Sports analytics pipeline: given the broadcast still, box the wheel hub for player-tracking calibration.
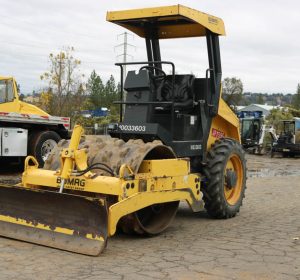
[41,139,57,162]
[225,169,237,189]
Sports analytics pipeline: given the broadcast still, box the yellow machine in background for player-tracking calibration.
[0,5,246,256]
[0,76,69,166]
[0,76,48,115]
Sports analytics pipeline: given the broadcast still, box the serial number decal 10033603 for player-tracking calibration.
[118,125,146,132]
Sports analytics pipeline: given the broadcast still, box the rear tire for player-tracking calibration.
[202,138,246,219]
[29,131,61,167]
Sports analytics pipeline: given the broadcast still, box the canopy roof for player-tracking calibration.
[106,5,225,39]
[0,76,13,80]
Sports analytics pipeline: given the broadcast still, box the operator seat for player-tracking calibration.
[157,74,195,110]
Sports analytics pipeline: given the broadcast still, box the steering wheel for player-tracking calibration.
[139,65,167,79]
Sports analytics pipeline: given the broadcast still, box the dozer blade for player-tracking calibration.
[0,184,108,256]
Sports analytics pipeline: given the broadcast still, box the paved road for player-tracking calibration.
[0,155,299,280]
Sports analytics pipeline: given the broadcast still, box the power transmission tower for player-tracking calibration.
[115,32,136,112]
[115,32,136,84]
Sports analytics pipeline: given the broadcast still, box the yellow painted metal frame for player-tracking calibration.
[0,76,49,116]
[207,98,241,149]
[107,5,225,39]
[21,125,203,237]
[22,159,202,236]
[0,213,103,242]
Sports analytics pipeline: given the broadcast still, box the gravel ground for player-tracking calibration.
[0,154,299,280]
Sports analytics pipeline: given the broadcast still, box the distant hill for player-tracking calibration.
[242,92,294,106]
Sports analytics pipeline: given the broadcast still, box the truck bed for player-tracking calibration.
[0,111,70,129]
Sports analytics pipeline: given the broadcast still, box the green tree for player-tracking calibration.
[287,107,300,118]
[40,47,84,116]
[266,108,293,131]
[86,72,119,112]
[222,77,243,107]
[72,83,87,113]
[105,75,120,115]
[16,83,21,93]
[104,75,118,106]
[86,70,105,109]
[292,83,300,109]
[256,95,264,104]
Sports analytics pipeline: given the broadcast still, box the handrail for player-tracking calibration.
[113,101,173,105]
[115,61,176,139]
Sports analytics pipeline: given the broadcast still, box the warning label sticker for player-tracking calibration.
[212,128,225,138]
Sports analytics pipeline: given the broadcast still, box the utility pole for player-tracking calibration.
[115,32,136,112]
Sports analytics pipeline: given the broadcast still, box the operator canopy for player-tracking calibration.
[107,4,225,39]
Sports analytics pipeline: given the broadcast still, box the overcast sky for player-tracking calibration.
[0,0,299,94]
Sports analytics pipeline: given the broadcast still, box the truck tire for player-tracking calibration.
[202,138,246,219]
[29,131,61,167]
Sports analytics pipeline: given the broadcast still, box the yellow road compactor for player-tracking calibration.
[0,5,246,256]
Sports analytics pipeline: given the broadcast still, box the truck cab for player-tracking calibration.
[0,77,14,104]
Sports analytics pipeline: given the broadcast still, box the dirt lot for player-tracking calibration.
[0,154,299,280]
